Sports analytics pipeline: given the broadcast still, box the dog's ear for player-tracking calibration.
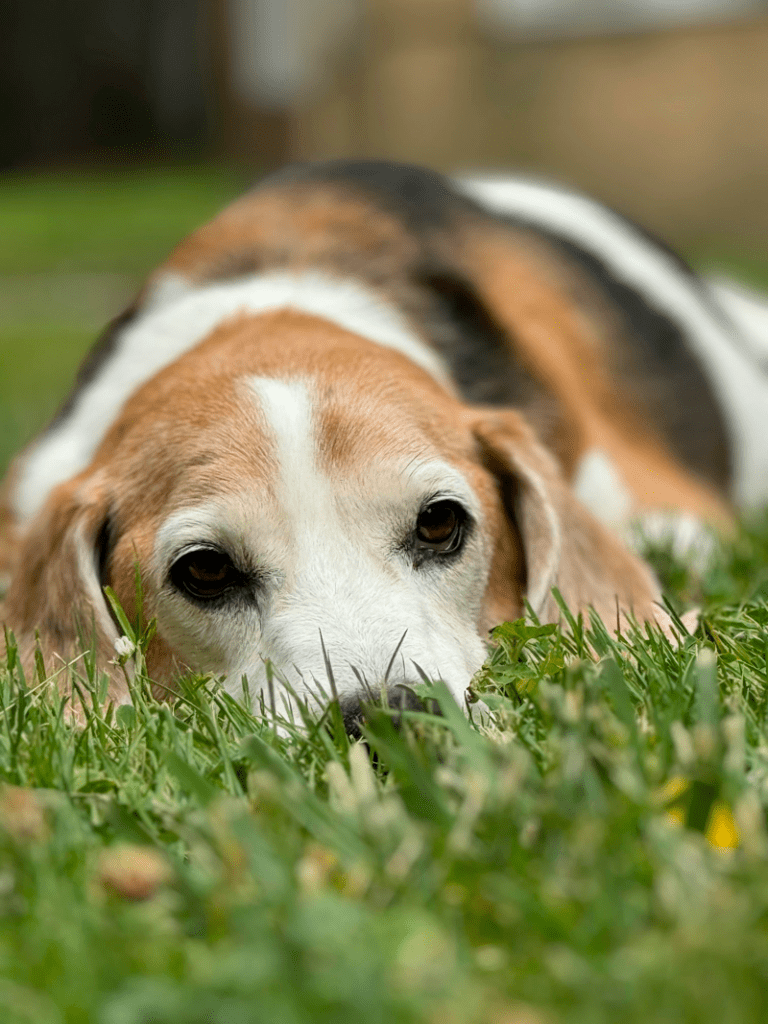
[471,409,671,634]
[0,504,18,599]
[1,473,128,704]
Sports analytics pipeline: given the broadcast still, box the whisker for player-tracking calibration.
[384,629,408,684]
[318,629,339,704]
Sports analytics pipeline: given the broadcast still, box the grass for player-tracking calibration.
[2,167,768,1022]
[1,523,768,1023]
[0,165,246,277]
[0,165,246,472]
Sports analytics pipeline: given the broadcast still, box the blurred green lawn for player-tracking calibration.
[0,165,245,473]
[0,165,248,276]
[1,165,767,476]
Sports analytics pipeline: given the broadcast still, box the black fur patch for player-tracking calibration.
[416,268,528,406]
[413,267,570,457]
[95,509,117,592]
[259,159,481,231]
[514,225,732,491]
[48,303,139,430]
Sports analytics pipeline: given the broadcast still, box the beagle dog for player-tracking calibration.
[2,160,767,724]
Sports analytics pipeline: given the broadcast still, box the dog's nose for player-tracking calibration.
[339,683,440,738]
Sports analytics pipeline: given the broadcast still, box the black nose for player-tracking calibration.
[339,683,440,738]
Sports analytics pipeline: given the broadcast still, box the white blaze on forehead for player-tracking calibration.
[249,377,322,517]
[247,375,482,522]
[13,271,450,523]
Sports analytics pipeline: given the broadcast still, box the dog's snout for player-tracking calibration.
[339,683,440,737]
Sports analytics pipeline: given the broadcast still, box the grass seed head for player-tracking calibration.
[0,785,48,843]
[98,844,172,901]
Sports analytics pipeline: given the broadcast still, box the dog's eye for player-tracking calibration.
[170,548,243,601]
[415,500,465,554]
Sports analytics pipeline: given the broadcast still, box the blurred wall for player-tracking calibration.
[0,0,209,168]
[285,0,768,246]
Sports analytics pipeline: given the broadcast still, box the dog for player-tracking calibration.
[2,160,767,725]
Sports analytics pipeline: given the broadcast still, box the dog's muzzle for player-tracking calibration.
[339,684,440,738]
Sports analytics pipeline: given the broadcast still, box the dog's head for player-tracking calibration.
[2,307,665,717]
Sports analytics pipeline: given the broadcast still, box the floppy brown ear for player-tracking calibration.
[472,409,672,635]
[0,473,128,705]
[0,505,18,599]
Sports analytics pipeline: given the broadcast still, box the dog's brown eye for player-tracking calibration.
[170,548,242,601]
[415,500,465,553]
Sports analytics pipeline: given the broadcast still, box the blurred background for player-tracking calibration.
[2,0,768,471]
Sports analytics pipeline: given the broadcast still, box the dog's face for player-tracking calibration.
[3,309,664,717]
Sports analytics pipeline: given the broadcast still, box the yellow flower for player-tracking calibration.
[656,777,739,849]
[665,803,686,827]
[657,775,688,828]
[706,801,740,851]
[659,775,690,804]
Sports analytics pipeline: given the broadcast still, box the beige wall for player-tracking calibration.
[291,3,768,247]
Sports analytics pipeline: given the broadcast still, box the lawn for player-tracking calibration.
[2,168,768,1024]
[2,530,768,1024]
[0,165,245,474]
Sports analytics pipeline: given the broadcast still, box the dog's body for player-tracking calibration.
[2,161,768,720]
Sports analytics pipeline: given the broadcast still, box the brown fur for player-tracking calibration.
[1,470,128,705]
[0,471,20,591]
[160,186,421,287]
[469,408,670,632]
